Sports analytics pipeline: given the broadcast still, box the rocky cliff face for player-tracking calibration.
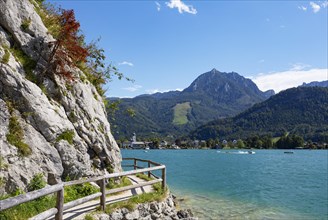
[0,0,121,194]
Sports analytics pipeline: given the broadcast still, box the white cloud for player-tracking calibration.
[258,59,265,63]
[298,5,307,11]
[290,63,311,71]
[299,2,328,13]
[155,1,161,11]
[252,68,327,93]
[119,61,134,67]
[123,85,142,92]
[146,89,164,94]
[310,2,321,13]
[166,0,197,15]
[280,25,286,28]
[146,88,183,94]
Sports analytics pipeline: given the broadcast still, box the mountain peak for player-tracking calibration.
[211,68,219,73]
[179,69,272,110]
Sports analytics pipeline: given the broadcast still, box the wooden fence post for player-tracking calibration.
[99,178,106,211]
[161,167,166,190]
[148,161,151,178]
[55,188,64,220]
[134,159,137,170]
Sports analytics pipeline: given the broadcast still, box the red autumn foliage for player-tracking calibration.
[48,9,88,81]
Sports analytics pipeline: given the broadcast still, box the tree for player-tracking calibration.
[275,134,304,149]
[236,139,245,148]
[206,138,215,148]
[175,138,181,146]
[262,135,273,149]
[45,9,88,81]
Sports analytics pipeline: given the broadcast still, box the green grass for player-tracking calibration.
[21,18,31,31]
[56,130,75,145]
[106,176,132,190]
[136,173,154,181]
[6,116,31,156]
[0,156,8,170]
[68,111,77,123]
[104,182,167,214]
[9,45,37,83]
[84,214,95,220]
[173,102,191,125]
[29,0,61,39]
[1,48,10,64]
[0,177,5,187]
[0,174,54,220]
[0,181,99,219]
[27,173,46,192]
[64,183,99,203]
[0,195,56,220]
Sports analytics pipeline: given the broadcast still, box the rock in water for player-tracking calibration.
[0,0,121,194]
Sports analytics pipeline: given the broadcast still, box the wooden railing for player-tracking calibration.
[0,158,166,220]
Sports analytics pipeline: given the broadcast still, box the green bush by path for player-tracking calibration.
[0,178,99,219]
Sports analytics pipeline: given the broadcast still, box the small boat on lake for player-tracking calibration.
[284,151,294,154]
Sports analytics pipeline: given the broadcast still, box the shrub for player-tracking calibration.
[84,214,94,220]
[68,111,77,122]
[1,49,10,64]
[0,177,5,187]
[56,130,75,144]
[106,176,132,190]
[30,1,132,106]
[136,173,154,181]
[9,45,37,83]
[27,173,46,192]
[64,183,99,203]
[30,0,61,38]
[6,116,32,156]
[36,0,45,5]
[106,164,114,174]
[0,156,8,170]
[43,9,88,81]
[0,194,56,220]
[21,18,31,31]
[0,178,98,219]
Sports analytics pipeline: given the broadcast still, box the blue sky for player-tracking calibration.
[50,0,328,97]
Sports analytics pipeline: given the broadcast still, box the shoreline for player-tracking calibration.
[91,193,197,220]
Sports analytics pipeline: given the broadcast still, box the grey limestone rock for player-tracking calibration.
[150,212,161,219]
[105,194,197,220]
[177,209,194,219]
[109,211,123,220]
[0,0,121,194]
[124,209,140,220]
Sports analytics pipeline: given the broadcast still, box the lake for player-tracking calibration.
[121,149,328,219]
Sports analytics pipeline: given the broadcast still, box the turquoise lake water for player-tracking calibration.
[121,149,328,220]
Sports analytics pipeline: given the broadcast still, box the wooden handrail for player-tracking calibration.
[64,176,104,186]
[104,165,166,179]
[122,158,161,166]
[0,183,63,210]
[0,158,166,220]
[105,179,162,195]
[29,208,58,220]
[63,192,102,210]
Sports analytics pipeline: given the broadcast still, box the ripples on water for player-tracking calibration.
[122,150,328,220]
